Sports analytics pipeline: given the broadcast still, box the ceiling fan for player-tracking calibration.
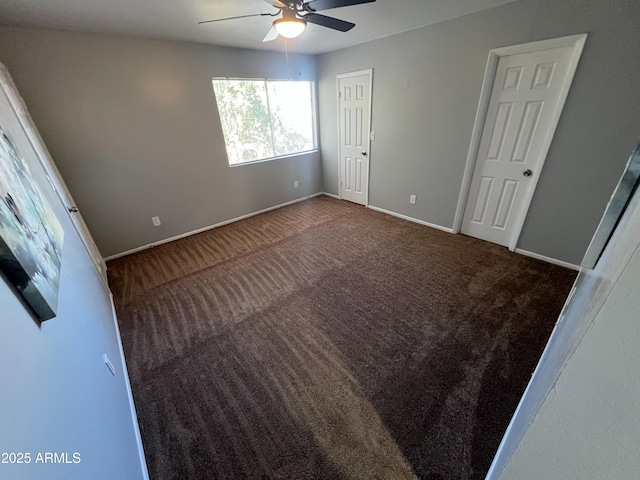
[198,0,376,42]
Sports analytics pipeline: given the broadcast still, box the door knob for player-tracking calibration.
[67,206,79,213]
[523,169,533,177]
[361,152,367,156]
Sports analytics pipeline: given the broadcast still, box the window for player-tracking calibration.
[212,78,317,165]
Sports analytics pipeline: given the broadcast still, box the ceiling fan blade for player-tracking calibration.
[262,26,279,42]
[198,13,273,25]
[263,0,288,8]
[306,0,375,12]
[305,13,355,32]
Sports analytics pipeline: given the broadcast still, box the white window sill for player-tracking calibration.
[229,149,318,167]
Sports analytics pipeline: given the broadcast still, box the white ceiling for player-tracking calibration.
[0,0,517,55]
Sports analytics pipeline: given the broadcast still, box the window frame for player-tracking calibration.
[211,77,319,167]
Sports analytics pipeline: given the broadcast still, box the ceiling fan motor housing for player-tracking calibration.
[274,9,307,38]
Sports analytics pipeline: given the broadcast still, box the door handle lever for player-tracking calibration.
[361,152,367,156]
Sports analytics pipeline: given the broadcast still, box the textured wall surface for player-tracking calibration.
[495,185,640,479]
[0,75,145,479]
[318,0,640,265]
[0,26,320,257]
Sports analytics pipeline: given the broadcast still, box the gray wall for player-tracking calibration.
[318,0,640,265]
[494,183,640,480]
[0,76,145,479]
[0,27,321,258]
[2,0,639,263]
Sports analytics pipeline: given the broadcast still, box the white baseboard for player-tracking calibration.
[104,193,324,261]
[515,248,581,271]
[367,205,454,233]
[321,192,340,199]
[108,294,150,480]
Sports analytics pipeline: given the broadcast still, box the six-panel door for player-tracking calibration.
[462,46,573,247]
[339,72,370,205]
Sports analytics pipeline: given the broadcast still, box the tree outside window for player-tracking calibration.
[212,79,316,165]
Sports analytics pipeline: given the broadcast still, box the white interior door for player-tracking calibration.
[338,70,371,205]
[462,45,576,247]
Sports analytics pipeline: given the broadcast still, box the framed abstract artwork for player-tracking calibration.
[0,126,64,321]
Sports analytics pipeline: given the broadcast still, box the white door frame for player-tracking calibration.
[336,68,373,206]
[0,63,108,282]
[453,34,587,251]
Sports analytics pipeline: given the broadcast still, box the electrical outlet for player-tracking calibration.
[152,216,161,227]
[294,180,299,189]
[410,195,417,205]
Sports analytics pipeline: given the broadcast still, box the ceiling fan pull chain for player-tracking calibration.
[284,37,290,79]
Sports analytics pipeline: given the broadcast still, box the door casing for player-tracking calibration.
[336,68,373,206]
[453,34,587,251]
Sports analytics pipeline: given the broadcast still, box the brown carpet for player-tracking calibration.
[108,196,576,480]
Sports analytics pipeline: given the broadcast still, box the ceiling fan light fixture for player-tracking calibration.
[274,17,307,38]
